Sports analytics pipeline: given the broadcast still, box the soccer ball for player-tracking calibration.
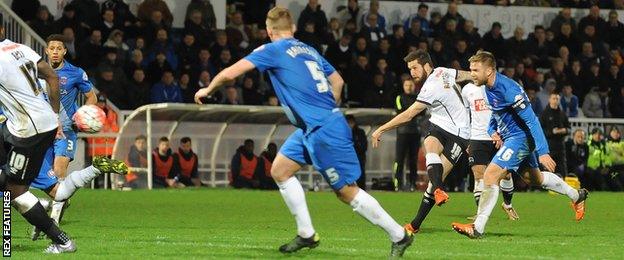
[73,105,106,133]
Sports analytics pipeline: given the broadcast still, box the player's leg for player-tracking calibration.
[393,133,408,191]
[422,135,445,194]
[471,165,485,207]
[49,131,76,225]
[499,173,519,220]
[273,129,318,253]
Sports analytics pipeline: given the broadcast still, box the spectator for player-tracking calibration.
[537,78,556,109]
[61,27,79,63]
[546,58,568,90]
[126,69,151,109]
[29,5,54,39]
[586,128,610,191]
[297,0,328,40]
[146,52,173,85]
[540,93,571,176]
[440,19,461,51]
[151,71,183,103]
[441,1,465,29]
[86,94,119,160]
[405,19,425,46]
[361,0,386,31]
[152,137,178,188]
[103,29,129,64]
[146,29,178,71]
[581,61,601,95]
[78,29,104,70]
[555,22,580,54]
[606,10,624,50]
[453,39,471,70]
[137,0,173,27]
[325,34,353,73]
[506,27,528,62]
[393,78,420,191]
[125,135,147,188]
[360,13,386,48]
[210,31,236,64]
[102,0,137,32]
[526,88,544,115]
[364,73,394,108]
[195,70,222,104]
[403,3,431,36]
[11,0,40,23]
[249,28,270,51]
[610,87,624,118]
[99,9,121,40]
[230,139,263,189]
[482,22,506,63]
[241,76,264,105]
[94,67,126,108]
[194,49,216,79]
[179,73,195,103]
[430,38,449,68]
[142,10,170,48]
[346,115,367,190]
[222,85,242,105]
[54,4,86,42]
[294,21,322,52]
[347,55,372,106]
[389,25,408,63]
[560,84,580,117]
[215,49,235,73]
[226,11,253,51]
[580,25,607,58]
[557,45,571,67]
[124,49,146,79]
[583,86,611,118]
[606,127,624,190]
[267,95,279,106]
[259,143,278,190]
[578,4,606,35]
[566,129,589,183]
[337,0,362,31]
[175,137,201,187]
[460,20,481,53]
[185,0,216,30]
[352,36,371,60]
[568,59,585,99]
[550,7,577,35]
[602,64,623,92]
[184,9,213,48]
[73,0,102,30]
[527,25,555,68]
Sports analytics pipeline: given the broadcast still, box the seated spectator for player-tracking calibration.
[555,22,580,54]
[125,135,147,188]
[241,75,264,105]
[222,85,242,105]
[137,0,173,28]
[54,4,85,42]
[124,49,146,79]
[461,20,481,53]
[29,5,54,40]
[99,9,121,40]
[297,0,328,41]
[141,10,170,47]
[325,34,352,73]
[194,70,222,104]
[78,29,104,70]
[230,139,264,189]
[259,143,278,190]
[526,88,543,115]
[566,129,588,181]
[61,27,78,63]
[360,13,386,48]
[405,19,425,46]
[347,55,372,106]
[179,73,195,103]
[267,95,279,106]
[325,18,343,44]
[578,4,606,36]
[94,67,126,108]
[606,10,624,50]
[601,64,623,91]
[375,58,397,92]
[185,0,216,30]
[126,69,151,109]
[364,73,394,108]
[146,29,178,70]
[429,38,449,68]
[546,58,568,90]
[103,29,130,64]
[215,49,235,73]
[527,25,555,68]
[453,39,471,70]
[568,59,585,99]
[210,31,238,64]
[360,0,386,31]
[184,9,213,48]
[226,11,252,51]
[96,47,127,81]
[177,33,199,73]
[175,137,201,187]
[550,7,576,36]
[560,84,579,117]
[146,52,173,84]
[482,22,506,63]
[441,1,465,29]
[403,3,431,36]
[506,27,528,62]
[73,0,104,29]
[583,86,611,118]
[337,0,362,30]
[151,71,183,103]
[295,21,322,52]
[152,137,178,188]
[352,36,371,61]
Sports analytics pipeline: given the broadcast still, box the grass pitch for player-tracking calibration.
[9,189,624,259]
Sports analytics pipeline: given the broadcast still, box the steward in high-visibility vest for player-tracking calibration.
[229,139,264,189]
[259,143,278,190]
[152,137,178,188]
[175,137,200,187]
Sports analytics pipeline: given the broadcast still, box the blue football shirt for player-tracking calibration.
[56,61,93,131]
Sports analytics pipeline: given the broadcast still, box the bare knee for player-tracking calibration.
[335,185,359,204]
[483,164,505,185]
[270,154,300,183]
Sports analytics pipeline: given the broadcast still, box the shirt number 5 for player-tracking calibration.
[304,60,329,93]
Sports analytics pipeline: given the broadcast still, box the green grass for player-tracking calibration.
[9,189,624,259]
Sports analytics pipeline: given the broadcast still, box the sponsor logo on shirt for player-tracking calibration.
[474,99,488,111]
[59,76,67,85]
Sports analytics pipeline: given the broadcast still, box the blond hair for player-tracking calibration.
[266,6,293,31]
[468,50,497,69]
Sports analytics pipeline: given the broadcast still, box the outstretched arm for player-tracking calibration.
[371,101,427,147]
[456,70,472,84]
[194,59,256,103]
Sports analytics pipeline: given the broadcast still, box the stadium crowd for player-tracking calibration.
[11,0,624,191]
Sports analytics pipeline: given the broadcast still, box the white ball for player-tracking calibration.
[73,104,106,133]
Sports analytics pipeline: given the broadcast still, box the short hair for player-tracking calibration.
[418,3,429,10]
[244,139,254,145]
[180,137,191,144]
[403,49,433,67]
[266,6,293,31]
[135,135,146,141]
[468,50,497,69]
[46,34,67,48]
[159,137,169,143]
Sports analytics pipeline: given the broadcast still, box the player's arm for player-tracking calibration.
[38,60,60,113]
[371,101,427,148]
[328,71,343,105]
[194,59,255,104]
[455,70,472,84]
[487,115,503,149]
[84,89,97,105]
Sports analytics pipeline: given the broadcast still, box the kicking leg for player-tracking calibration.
[407,156,454,231]
[529,168,588,221]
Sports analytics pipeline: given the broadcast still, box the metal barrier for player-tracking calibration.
[0,1,47,56]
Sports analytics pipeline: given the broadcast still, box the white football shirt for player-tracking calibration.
[416,67,470,139]
[462,83,492,141]
[0,40,57,138]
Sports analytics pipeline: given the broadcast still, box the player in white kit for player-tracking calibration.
[0,14,76,253]
[462,83,518,220]
[372,50,472,233]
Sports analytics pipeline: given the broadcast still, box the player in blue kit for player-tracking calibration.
[451,51,588,238]
[194,6,413,257]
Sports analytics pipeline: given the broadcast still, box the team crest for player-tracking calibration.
[59,76,68,85]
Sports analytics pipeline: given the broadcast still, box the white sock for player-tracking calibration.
[474,184,499,234]
[474,179,484,200]
[277,177,315,238]
[350,188,404,242]
[38,198,51,209]
[55,166,100,201]
[540,171,579,202]
[50,201,65,224]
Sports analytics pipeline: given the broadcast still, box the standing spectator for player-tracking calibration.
[606,127,624,190]
[506,27,528,63]
[540,93,571,177]
[347,55,372,106]
[152,137,178,188]
[403,3,431,36]
[361,0,386,31]
[578,4,606,35]
[393,79,420,191]
[583,86,611,118]
[346,115,367,190]
[54,5,86,42]
[137,0,173,27]
[605,10,624,50]
[338,0,362,31]
[29,6,54,39]
[177,33,200,74]
[99,9,120,40]
[555,23,580,54]
[568,59,585,99]
[441,1,465,28]
[11,0,40,23]
[566,129,589,185]
[482,22,506,63]
[550,7,577,35]
[222,85,242,105]
[125,135,147,188]
[294,22,323,52]
[78,29,104,70]
[226,11,253,51]
[184,10,213,48]
[360,13,386,48]
[259,143,278,190]
[175,137,201,187]
[126,69,151,109]
[179,73,195,103]
[86,94,119,161]
[560,84,580,117]
[527,25,555,68]
[297,0,328,40]
[185,0,216,30]
[151,71,183,103]
[230,139,263,189]
[325,34,353,73]
[586,128,610,191]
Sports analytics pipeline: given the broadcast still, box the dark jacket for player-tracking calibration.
[540,105,570,151]
[230,146,264,188]
[297,4,328,39]
[396,93,420,134]
[566,139,588,176]
[352,126,367,162]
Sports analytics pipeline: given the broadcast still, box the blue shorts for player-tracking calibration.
[491,137,539,173]
[280,115,360,190]
[30,147,58,190]
[54,130,77,160]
